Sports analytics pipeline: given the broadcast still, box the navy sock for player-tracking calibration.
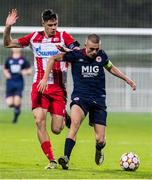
[96,141,106,151]
[64,138,76,159]
[13,106,21,123]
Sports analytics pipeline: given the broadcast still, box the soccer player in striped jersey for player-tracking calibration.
[3,9,80,169]
[38,34,136,170]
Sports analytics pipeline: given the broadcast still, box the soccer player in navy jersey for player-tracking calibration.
[3,48,32,123]
[4,9,79,169]
[38,34,136,170]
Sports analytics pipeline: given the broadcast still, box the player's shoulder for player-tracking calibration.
[62,31,71,36]
[20,56,27,61]
[30,31,45,39]
[54,30,68,37]
[97,49,108,59]
[69,49,82,55]
[64,49,82,61]
[61,31,74,40]
[98,49,107,55]
[5,57,13,62]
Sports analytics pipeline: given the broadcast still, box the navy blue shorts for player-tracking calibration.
[70,97,107,126]
[6,80,24,97]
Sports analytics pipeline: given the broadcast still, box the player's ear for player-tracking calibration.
[42,20,45,26]
[84,39,88,47]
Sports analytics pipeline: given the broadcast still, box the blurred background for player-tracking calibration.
[0,0,152,112]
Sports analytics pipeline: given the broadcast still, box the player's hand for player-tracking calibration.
[126,78,136,91]
[6,9,18,26]
[6,74,11,79]
[56,45,72,53]
[37,78,48,93]
[5,71,11,79]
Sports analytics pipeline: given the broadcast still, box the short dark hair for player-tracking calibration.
[41,9,58,22]
[87,34,100,44]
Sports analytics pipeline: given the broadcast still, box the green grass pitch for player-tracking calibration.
[0,111,152,179]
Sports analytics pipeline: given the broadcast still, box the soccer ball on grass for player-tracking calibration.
[120,152,140,171]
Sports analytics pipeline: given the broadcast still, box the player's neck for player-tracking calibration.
[44,31,55,38]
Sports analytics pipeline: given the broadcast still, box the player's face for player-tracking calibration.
[85,40,100,58]
[11,48,22,59]
[43,19,58,37]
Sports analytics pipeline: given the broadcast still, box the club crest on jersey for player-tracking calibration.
[96,56,102,62]
[19,59,24,64]
[52,37,60,43]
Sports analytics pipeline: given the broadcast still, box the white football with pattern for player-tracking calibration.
[120,152,140,171]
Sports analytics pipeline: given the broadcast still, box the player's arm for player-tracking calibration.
[3,9,21,48]
[21,68,32,76]
[3,68,11,79]
[37,53,65,92]
[104,61,136,91]
[63,31,80,50]
[21,60,32,76]
[3,60,11,79]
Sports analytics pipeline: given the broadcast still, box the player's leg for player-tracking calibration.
[94,124,106,165]
[51,114,64,134]
[58,104,85,169]
[11,82,23,123]
[6,96,14,107]
[49,91,66,134]
[31,83,56,169]
[12,95,22,123]
[6,86,17,123]
[33,107,57,169]
[5,81,14,109]
[90,107,107,165]
[64,111,71,129]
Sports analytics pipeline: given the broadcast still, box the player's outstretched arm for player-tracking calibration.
[37,53,65,92]
[4,9,21,48]
[106,64,136,91]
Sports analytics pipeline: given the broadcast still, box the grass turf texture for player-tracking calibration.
[0,111,152,179]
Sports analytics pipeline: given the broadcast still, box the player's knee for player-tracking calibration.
[8,104,14,108]
[96,135,106,145]
[35,117,45,129]
[71,119,80,128]
[51,126,62,135]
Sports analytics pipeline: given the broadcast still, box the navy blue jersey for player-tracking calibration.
[63,49,109,106]
[4,57,30,82]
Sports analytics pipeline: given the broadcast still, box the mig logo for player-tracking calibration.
[81,66,99,77]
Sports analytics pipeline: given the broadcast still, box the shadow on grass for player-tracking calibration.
[1,162,152,179]
[66,167,152,179]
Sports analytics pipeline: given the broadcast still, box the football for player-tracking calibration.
[120,152,140,171]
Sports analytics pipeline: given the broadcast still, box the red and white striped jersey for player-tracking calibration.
[18,30,75,87]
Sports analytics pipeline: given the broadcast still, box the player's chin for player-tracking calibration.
[51,31,56,35]
[47,32,56,37]
[90,54,96,59]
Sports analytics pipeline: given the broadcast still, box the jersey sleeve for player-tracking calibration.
[100,50,113,69]
[63,50,79,63]
[62,31,75,47]
[22,58,31,69]
[4,58,10,69]
[18,32,35,47]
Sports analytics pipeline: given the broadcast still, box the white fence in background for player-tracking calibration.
[0,66,152,112]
